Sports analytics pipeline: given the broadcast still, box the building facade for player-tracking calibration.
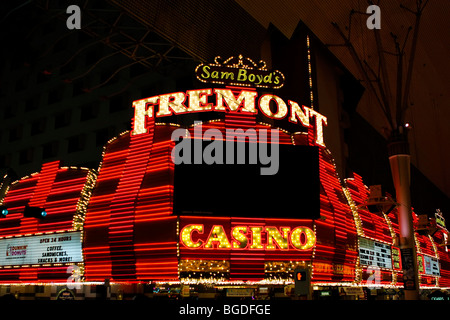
[0,1,449,301]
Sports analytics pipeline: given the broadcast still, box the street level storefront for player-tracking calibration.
[0,56,448,300]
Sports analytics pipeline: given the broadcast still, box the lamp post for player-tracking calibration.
[388,129,419,300]
[332,0,429,300]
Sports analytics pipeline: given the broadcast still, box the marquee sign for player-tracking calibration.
[180,224,316,251]
[132,88,328,146]
[358,237,392,269]
[435,209,446,230]
[424,255,440,276]
[195,55,285,89]
[0,231,83,267]
[132,54,328,146]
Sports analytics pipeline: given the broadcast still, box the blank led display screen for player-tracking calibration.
[173,142,319,219]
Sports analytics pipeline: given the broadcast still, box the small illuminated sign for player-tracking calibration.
[435,209,446,230]
[296,270,306,281]
[0,231,82,266]
[417,254,424,274]
[392,247,402,270]
[424,255,440,276]
[180,224,315,251]
[195,55,285,89]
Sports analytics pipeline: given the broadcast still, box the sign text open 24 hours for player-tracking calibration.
[0,231,82,266]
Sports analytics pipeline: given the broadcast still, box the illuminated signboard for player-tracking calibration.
[392,247,402,270]
[417,254,424,274]
[435,209,446,230]
[0,231,82,266]
[358,237,392,269]
[195,55,285,89]
[132,88,328,147]
[180,224,315,251]
[424,255,440,276]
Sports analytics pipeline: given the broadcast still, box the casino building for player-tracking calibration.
[0,1,449,301]
[0,77,449,299]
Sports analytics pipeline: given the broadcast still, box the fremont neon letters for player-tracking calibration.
[132,88,328,146]
[180,224,316,251]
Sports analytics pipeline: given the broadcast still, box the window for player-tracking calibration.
[0,154,12,167]
[31,118,46,135]
[48,87,64,105]
[4,106,17,119]
[72,80,87,96]
[67,134,86,153]
[80,103,99,121]
[42,141,59,159]
[15,78,27,92]
[25,97,39,112]
[19,148,34,165]
[54,110,71,129]
[9,126,23,142]
[36,72,50,84]
[109,94,127,113]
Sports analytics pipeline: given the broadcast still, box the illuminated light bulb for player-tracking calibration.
[187,89,213,112]
[259,94,288,119]
[289,101,310,127]
[290,227,316,250]
[232,226,248,248]
[204,225,231,249]
[213,89,258,113]
[156,92,188,116]
[131,96,158,135]
[180,225,204,248]
[249,227,264,249]
[265,227,290,250]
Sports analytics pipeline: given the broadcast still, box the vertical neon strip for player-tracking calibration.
[108,121,154,280]
[306,35,314,109]
[20,160,60,235]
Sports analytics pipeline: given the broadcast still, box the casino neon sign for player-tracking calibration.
[180,224,316,251]
[132,88,328,146]
[195,55,285,89]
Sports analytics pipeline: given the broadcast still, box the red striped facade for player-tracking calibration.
[0,110,448,289]
[0,161,95,282]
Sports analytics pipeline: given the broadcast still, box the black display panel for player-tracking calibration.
[173,141,319,219]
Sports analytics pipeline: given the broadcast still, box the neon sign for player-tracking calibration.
[132,88,328,146]
[195,55,285,89]
[435,209,446,230]
[180,224,316,251]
